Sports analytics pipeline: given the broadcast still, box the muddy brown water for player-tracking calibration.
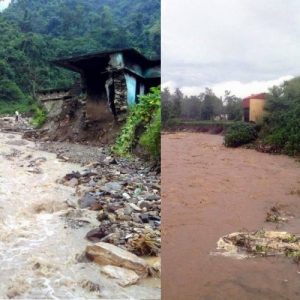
[162,133,300,300]
[0,132,160,299]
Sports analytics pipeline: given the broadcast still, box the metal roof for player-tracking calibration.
[52,48,160,73]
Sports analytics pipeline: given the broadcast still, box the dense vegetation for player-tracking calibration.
[113,87,161,159]
[0,0,160,114]
[224,122,257,147]
[162,88,243,126]
[260,77,300,155]
[4,0,160,58]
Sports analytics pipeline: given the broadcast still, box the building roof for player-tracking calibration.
[243,93,267,101]
[52,48,160,73]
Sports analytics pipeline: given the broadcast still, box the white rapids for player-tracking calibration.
[0,132,160,299]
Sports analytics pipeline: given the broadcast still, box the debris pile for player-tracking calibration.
[0,117,32,133]
[216,230,300,262]
[23,98,121,145]
[60,155,161,257]
[265,205,293,223]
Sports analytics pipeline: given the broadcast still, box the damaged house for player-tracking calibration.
[38,48,160,124]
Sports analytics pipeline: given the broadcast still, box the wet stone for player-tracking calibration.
[139,201,152,210]
[66,177,79,187]
[100,265,140,287]
[86,242,148,277]
[97,211,109,221]
[139,214,150,223]
[86,228,108,242]
[144,194,160,201]
[100,182,123,193]
[79,193,98,208]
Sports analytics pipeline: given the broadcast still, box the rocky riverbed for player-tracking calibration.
[0,130,160,299]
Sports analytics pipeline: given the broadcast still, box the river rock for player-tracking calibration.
[86,242,148,277]
[139,214,150,223]
[145,194,160,201]
[100,182,123,194]
[86,228,108,242]
[66,178,79,188]
[146,257,161,278]
[122,192,131,200]
[79,193,98,208]
[138,200,151,210]
[103,156,117,165]
[100,265,140,287]
[129,203,142,211]
[123,204,133,215]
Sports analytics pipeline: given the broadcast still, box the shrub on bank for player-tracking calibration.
[224,122,257,147]
[31,106,47,128]
[139,108,161,159]
[260,77,300,156]
[113,87,161,159]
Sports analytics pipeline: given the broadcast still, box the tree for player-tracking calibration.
[172,88,183,118]
[261,77,300,155]
[0,0,160,113]
[223,90,243,121]
[161,88,172,124]
[0,79,25,102]
[200,88,222,120]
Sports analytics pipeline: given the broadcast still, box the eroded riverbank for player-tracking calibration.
[162,132,300,300]
[0,132,160,299]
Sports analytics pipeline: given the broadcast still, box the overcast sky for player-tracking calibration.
[162,0,300,97]
[0,0,10,11]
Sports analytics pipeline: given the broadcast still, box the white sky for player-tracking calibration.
[0,0,10,11]
[162,0,300,97]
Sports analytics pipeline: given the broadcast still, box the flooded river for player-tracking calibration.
[162,133,300,300]
[0,132,160,299]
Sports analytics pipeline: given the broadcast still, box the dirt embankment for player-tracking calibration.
[162,132,300,300]
[163,121,233,135]
[23,98,123,146]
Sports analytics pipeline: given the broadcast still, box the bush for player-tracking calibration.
[224,122,257,147]
[31,106,47,128]
[139,108,161,159]
[260,77,300,155]
[113,86,161,158]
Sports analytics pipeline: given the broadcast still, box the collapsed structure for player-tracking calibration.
[38,48,160,121]
[36,49,160,143]
[242,93,267,123]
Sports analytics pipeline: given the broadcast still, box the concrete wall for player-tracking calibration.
[108,53,124,69]
[124,73,137,106]
[249,98,265,122]
[42,99,64,119]
[38,90,69,102]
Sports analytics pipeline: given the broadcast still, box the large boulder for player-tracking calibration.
[100,265,140,287]
[86,242,148,277]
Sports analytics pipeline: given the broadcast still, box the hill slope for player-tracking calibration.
[0,0,160,114]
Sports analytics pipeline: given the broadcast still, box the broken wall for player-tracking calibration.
[42,99,65,119]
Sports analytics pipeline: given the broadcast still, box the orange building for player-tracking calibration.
[242,93,267,122]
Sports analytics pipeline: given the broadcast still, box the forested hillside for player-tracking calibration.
[0,0,160,114]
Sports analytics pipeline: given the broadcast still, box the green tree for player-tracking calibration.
[172,88,183,118]
[223,90,243,121]
[200,88,222,120]
[262,77,300,155]
[161,87,172,124]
